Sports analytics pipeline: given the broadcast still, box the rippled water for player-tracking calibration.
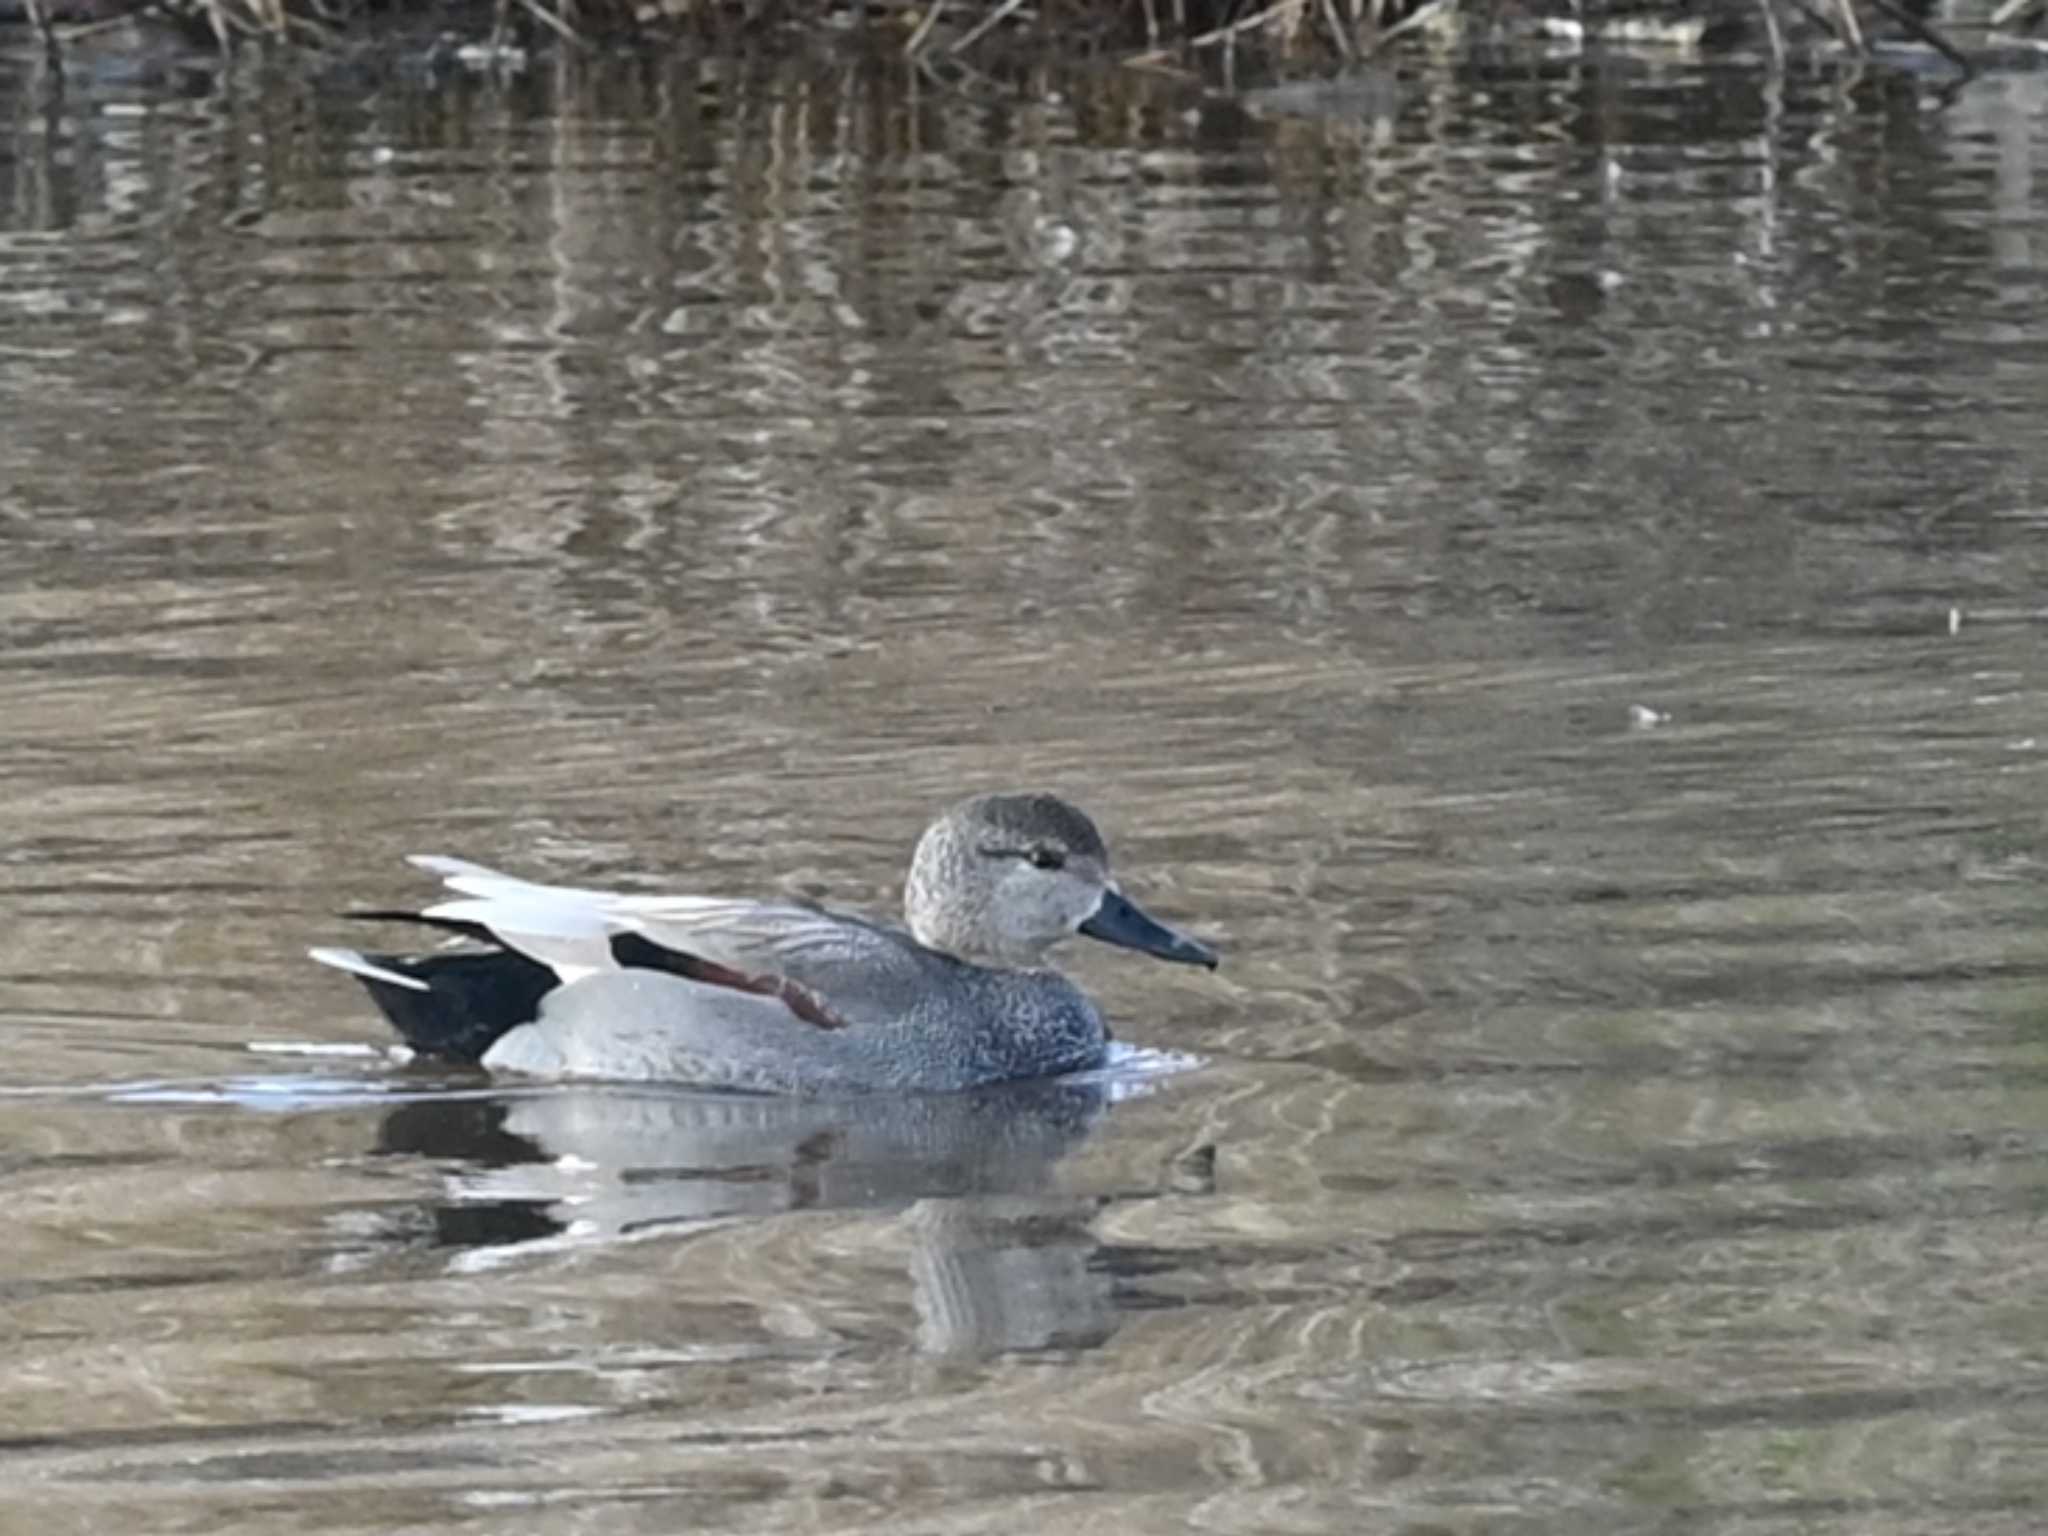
[5,26,2048,1534]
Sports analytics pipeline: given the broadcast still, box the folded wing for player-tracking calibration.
[412,855,937,1032]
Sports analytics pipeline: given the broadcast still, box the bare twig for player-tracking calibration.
[285,10,342,46]
[1120,50,1200,79]
[1318,0,1355,55]
[1366,0,1451,52]
[45,13,136,39]
[936,48,1003,94]
[1787,0,1847,43]
[904,0,949,54]
[948,0,1029,52]
[1834,0,1866,52]
[517,0,589,47]
[1989,0,2041,27]
[199,0,233,51]
[1864,0,1974,71]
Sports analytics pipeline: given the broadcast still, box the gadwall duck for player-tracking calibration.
[310,792,1218,1094]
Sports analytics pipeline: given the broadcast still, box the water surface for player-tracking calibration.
[4,30,2048,1535]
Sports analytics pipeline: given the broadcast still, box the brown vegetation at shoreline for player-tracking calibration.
[5,0,2028,81]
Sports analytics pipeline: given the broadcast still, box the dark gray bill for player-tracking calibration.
[1080,889,1219,969]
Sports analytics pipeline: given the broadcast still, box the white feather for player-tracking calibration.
[421,895,618,940]
[415,886,625,985]
[411,855,616,906]
[308,947,429,992]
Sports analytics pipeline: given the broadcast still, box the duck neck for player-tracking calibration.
[907,906,1050,971]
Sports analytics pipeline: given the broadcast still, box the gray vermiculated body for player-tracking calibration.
[483,959,1109,1095]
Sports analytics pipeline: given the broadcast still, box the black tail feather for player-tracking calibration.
[345,909,501,945]
[352,949,556,1062]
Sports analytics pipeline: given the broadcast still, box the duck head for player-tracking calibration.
[905,792,1219,971]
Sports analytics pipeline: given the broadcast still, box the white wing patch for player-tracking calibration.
[308,946,429,992]
[415,876,624,985]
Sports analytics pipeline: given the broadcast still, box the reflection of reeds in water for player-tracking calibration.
[35,0,292,40]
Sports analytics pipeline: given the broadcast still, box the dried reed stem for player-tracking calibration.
[1367,0,1450,53]
[24,0,63,71]
[1318,0,1354,56]
[905,0,950,54]
[1188,0,1313,52]
[948,0,1030,52]
[1862,0,1973,72]
[519,0,590,46]
[1756,0,1785,64]
[1833,0,1865,51]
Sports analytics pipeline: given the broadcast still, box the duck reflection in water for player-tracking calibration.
[374,1074,1196,1357]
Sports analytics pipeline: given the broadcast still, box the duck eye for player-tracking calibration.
[975,843,1069,872]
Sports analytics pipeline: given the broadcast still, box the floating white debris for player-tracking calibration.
[1536,13,1707,45]
[463,1404,607,1427]
[1948,606,1962,635]
[1034,219,1079,263]
[454,41,529,73]
[1628,704,1668,728]
[1602,14,1709,43]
